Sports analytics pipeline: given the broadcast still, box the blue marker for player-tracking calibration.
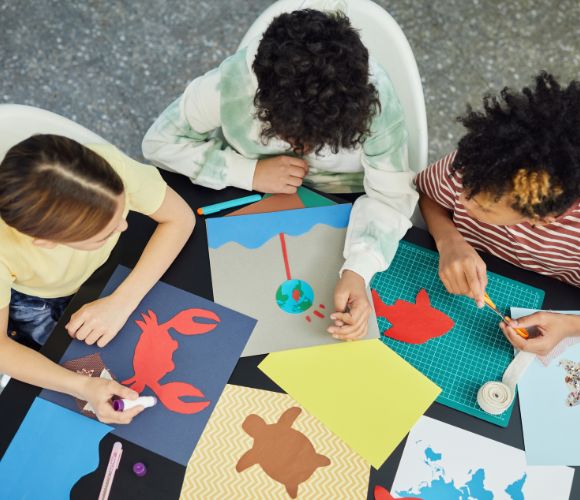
[196,194,262,215]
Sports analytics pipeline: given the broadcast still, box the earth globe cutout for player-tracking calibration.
[275,279,314,314]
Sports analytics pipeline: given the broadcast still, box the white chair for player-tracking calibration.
[239,0,428,227]
[0,104,107,160]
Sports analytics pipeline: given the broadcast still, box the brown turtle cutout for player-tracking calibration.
[236,407,330,498]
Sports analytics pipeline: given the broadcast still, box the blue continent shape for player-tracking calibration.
[397,477,464,499]
[505,473,527,500]
[462,469,494,500]
[425,447,442,462]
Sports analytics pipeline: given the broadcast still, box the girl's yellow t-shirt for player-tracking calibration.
[0,144,167,309]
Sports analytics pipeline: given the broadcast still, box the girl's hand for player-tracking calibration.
[78,376,143,425]
[66,294,135,347]
[328,270,371,341]
[437,235,487,307]
[499,312,580,356]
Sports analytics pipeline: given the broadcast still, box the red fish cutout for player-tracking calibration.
[123,308,220,414]
[371,288,454,344]
[374,485,423,500]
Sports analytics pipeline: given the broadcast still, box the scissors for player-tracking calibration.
[483,292,529,339]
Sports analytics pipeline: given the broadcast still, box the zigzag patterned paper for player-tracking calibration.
[180,384,369,499]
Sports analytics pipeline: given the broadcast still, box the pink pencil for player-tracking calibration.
[98,442,123,500]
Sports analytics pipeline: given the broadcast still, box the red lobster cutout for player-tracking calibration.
[371,288,454,344]
[122,308,220,414]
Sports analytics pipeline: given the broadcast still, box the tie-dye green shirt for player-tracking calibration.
[143,39,418,284]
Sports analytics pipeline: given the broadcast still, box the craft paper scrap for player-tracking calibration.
[513,308,580,465]
[0,398,112,499]
[207,204,379,357]
[41,265,257,466]
[391,415,574,499]
[227,186,334,216]
[259,339,441,469]
[181,384,369,499]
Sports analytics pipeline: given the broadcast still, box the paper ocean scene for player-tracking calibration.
[207,204,379,357]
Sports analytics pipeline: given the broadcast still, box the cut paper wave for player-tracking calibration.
[0,398,112,499]
[206,204,351,249]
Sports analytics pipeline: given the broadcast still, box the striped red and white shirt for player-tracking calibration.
[415,151,580,287]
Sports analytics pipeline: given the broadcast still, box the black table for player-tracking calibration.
[1,170,579,499]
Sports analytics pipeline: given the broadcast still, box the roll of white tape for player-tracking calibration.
[477,351,536,415]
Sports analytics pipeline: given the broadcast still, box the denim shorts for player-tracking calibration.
[8,290,72,347]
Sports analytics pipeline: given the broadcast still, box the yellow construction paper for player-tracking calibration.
[258,339,441,469]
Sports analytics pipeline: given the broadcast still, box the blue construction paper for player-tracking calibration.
[514,308,580,465]
[0,397,112,499]
[41,266,257,466]
[206,204,351,249]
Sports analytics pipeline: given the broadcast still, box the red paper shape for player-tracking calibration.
[374,485,423,500]
[371,288,455,344]
[123,308,220,414]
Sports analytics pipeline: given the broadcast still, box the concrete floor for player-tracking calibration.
[1,0,579,163]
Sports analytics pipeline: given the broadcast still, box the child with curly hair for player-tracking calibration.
[416,72,580,355]
[0,134,195,424]
[143,8,418,341]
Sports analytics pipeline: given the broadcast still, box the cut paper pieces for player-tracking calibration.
[391,416,574,500]
[41,265,256,466]
[237,407,331,498]
[372,288,455,344]
[227,186,334,216]
[371,241,544,427]
[514,308,580,465]
[180,384,369,499]
[374,485,422,500]
[560,359,580,407]
[259,339,441,469]
[0,398,112,499]
[207,204,379,357]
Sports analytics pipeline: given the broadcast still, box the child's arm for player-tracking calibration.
[66,186,195,347]
[419,192,487,307]
[0,306,142,424]
[500,312,580,355]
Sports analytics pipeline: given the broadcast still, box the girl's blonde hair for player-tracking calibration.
[0,134,124,242]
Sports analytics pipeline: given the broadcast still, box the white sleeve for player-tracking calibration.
[340,69,418,285]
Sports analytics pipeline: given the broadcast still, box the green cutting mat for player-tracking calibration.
[370,241,545,427]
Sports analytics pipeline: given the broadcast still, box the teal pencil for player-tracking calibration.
[196,194,262,216]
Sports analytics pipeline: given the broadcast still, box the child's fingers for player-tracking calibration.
[111,382,139,401]
[465,264,484,307]
[84,329,104,346]
[330,312,353,325]
[74,323,93,341]
[96,331,116,348]
[499,322,528,350]
[510,311,545,328]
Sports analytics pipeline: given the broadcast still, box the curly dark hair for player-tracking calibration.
[252,9,380,155]
[452,71,580,218]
